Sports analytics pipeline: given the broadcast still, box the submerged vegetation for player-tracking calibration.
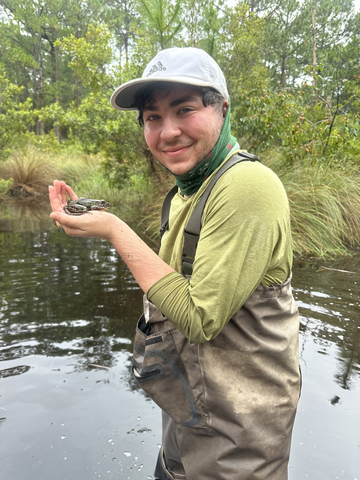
[0,0,359,257]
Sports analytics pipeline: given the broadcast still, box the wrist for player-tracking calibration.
[104,214,124,243]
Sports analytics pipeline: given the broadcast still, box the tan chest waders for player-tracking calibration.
[132,153,301,480]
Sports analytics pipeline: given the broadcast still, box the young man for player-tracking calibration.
[49,47,301,480]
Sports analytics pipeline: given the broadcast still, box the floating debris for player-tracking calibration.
[316,266,357,274]
[88,364,110,369]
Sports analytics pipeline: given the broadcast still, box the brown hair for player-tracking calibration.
[134,83,226,127]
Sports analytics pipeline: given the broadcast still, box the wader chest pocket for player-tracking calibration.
[132,314,201,427]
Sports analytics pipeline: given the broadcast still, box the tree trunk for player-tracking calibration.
[75,14,82,105]
[124,0,130,63]
[32,44,40,136]
[37,31,45,135]
[280,51,286,88]
[54,44,61,141]
[312,6,317,107]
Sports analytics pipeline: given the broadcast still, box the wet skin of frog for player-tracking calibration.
[64,197,111,215]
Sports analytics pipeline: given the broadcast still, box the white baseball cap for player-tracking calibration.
[110,47,229,111]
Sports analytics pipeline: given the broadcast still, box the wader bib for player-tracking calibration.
[132,153,301,480]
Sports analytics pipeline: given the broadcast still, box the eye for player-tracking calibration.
[179,107,193,114]
[145,114,160,122]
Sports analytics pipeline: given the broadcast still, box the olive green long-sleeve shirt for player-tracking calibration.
[147,158,293,344]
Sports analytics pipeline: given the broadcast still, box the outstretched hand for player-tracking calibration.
[49,181,174,294]
[49,180,119,241]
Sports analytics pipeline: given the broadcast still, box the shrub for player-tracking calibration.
[233,86,360,164]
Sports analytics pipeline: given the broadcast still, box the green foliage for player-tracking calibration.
[303,0,359,102]
[182,0,225,57]
[0,0,106,113]
[260,0,359,95]
[55,24,114,92]
[0,73,35,159]
[55,92,146,187]
[262,0,309,88]
[101,0,141,63]
[219,3,268,103]
[233,82,360,163]
[137,0,182,49]
[0,178,13,196]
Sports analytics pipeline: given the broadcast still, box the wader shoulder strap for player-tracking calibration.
[182,152,259,276]
[159,152,259,276]
[160,185,178,240]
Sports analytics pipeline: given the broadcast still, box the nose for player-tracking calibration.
[160,116,182,142]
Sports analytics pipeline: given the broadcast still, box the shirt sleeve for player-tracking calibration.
[147,162,292,344]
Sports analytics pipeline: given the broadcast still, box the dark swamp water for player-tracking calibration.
[0,204,359,480]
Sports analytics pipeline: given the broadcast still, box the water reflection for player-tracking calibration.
[0,227,143,375]
[293,257,360,391]
[0,212,359,479]
[0,198,51,232]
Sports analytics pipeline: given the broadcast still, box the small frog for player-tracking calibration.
[64,197,111,215]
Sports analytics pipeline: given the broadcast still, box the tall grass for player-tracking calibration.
[0,147,60,198]
[264,154,360,258]
[0,145,126,231]
[0,145,119,203]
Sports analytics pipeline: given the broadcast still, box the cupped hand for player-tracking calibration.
[49,180,78,214]
[49,180,119,241]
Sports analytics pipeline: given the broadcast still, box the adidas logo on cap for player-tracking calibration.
[146,61,167,77]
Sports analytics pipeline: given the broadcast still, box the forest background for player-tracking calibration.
[0,0,360,257]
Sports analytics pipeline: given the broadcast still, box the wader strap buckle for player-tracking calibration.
[181,231,198,276]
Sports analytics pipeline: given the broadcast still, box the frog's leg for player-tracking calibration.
[89,206,108,211]
[64,206,87,215]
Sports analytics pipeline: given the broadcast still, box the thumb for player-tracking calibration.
[50,211,71,226]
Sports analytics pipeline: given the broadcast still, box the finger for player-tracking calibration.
[66,184,78,201]
[59,181,69,205]
[53,180,78,203]
[49,186,64,213]
[52,180,65,205]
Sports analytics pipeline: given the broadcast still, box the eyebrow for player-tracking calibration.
[143,95,199,112]
[169,95,198,108]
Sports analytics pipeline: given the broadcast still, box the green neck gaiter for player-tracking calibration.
[174,102,237,196]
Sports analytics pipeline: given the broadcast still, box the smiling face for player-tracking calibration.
[142,85,228,176]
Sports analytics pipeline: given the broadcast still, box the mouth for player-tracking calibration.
[162,144,192,157]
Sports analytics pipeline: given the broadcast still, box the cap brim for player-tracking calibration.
[110,76,225,111]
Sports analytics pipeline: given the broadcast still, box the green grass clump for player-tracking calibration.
[0,147,60,198]
[264,154,360,258]
[0,145,114,201]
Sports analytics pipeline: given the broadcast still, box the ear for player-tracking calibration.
[223,101,229,118]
